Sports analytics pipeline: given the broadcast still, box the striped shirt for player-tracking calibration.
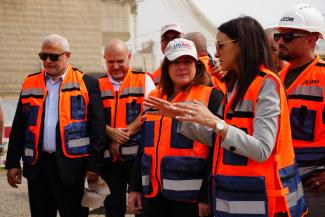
[42,68,68,153]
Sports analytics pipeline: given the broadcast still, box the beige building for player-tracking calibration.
[0,0,138,99]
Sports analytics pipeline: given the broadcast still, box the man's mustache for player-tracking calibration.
[279,44,287,50]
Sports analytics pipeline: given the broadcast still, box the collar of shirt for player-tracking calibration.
[45,66,69,84]
[108,75,123,86]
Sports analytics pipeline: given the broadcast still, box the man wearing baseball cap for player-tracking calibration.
[151,23,185,85]
[275,4,325,216]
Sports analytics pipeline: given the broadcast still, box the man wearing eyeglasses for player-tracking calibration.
[151,23,184,85]
[276,4,325,216]
[5,34,106,217]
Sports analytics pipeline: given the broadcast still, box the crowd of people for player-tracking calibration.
[4,3,325,217]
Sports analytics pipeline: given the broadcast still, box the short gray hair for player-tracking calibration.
[42,34,70,52]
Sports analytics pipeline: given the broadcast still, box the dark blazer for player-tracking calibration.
[5,73,106,185]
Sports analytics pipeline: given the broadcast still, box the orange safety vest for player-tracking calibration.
[211,66,307,217]
[199,55,214,73]
[151,68,161,86]
[98,68,146,161]
[21,66,90,165]
[279,56,325,179]
[141,85,212,202]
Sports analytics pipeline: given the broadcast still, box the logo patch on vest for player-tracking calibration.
[303,79,319,85]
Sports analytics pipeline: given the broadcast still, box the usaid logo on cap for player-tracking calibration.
[173,41,191,49]
[165,38,198,61]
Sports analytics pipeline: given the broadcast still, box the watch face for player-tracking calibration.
[217,122,224,130]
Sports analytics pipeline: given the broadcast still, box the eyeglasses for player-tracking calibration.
[38,52,66,61]
[216,39,237,51]
[273,32,309,43]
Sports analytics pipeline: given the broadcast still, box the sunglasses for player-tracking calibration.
[273,32,309,43]
[216,39,237,51]
[38,52,66,61]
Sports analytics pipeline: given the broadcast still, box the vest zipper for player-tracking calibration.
[113,91,118,128]
[155,116,164,191]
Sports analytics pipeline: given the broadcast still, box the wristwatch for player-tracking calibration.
[214,119,225,133]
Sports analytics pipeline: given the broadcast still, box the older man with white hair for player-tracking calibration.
[5,34,106,217]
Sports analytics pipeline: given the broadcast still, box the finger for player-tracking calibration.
[114,143,120,155]
[204,208,210,216]
[174,102,197,111]
[318,183,325,193]
[176,115,197,123]
[163,106,186,117]
[116,129,129,136]
[137,197,143,210]
[8,177,18,188]
[128,198,136,211]
[148,96,172,106]
[305,176,318,186]
[144,98,164,108]
[143,103,160,111]
[16,176,22,184]
[193,100,205,106]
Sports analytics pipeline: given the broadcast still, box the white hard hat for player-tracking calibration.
[276,4,325,39]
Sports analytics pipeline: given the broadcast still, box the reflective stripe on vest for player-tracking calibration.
[121,145,138,155]
[216,198,266,215]
[226,99,254,119]
[24,148,34,157]
[68,137,90,148]
[120,87,145,98]
[288,85,323,102]
[61,82,80,91]
[101,90,114,99]
[142,175,150,187]
[286,182,304,208]
[162,179,203,191]
[21,88,44,98]
[104,149,111,159]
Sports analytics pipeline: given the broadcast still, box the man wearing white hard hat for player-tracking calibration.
[151,23,185,85]
[276,4,325,216]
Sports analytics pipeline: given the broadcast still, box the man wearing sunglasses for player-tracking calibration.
[5,34,106,217]
[276,4,325,216]
[151,23,184,85]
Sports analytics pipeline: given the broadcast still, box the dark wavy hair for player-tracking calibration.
[159,58,211,98]
[218,16,276,110]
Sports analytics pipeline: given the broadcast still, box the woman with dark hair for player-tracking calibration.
[127,38,224,217]
[143,16,307,217]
